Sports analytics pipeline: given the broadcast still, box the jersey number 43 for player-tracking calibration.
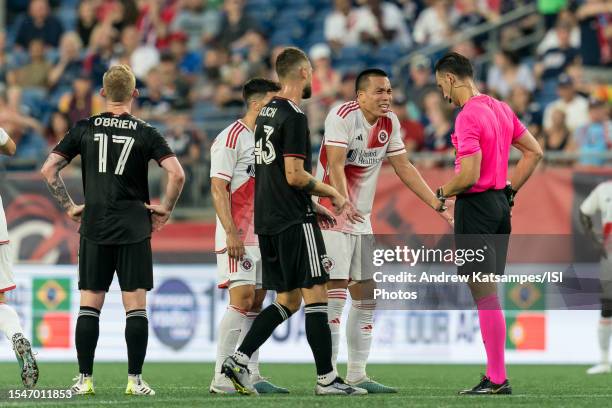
[254,125,276,165]
[93,133,135,175]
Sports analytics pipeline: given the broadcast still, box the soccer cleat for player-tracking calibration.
[71,374,95,395]
[587,363,611,375]
[315,377,368,395]
[459,375,512,395]
[125,375,156,396]
[252,375,289,394]
[221,356,258,395]
[347,376,397,393]
[209,375,238,394]
[12,334,39,389]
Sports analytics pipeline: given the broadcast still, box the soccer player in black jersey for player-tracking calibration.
[40,65,185,396]
[222,47,366,396]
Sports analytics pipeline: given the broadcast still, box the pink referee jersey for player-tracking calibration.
[452,94,526,194]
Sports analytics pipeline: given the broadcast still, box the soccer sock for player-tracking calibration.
[125,309,148,375]
[235,302,291,364]
[0,303,23,340]
[598,318,612,364]
[346,299,375,383]
[476,294,507,384]
[75,306,100,376]
[327,289,347,371]
[241,311,260,377]
[215,305,247,377]
[305,303,334,383]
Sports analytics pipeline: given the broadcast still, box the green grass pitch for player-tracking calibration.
[0,362,610,407]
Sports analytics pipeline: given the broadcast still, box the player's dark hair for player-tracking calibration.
[275,47,309,79]
[355,68,388,93]
[242,78,281,103]
[434,52,474,79]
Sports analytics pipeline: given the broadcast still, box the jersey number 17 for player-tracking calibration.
[93,133,135,175]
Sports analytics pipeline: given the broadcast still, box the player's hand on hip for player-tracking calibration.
[145,203,170,232]
[226,231,245,260]
[67,204,84,223]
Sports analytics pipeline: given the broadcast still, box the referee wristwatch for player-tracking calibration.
[435,187,447,212]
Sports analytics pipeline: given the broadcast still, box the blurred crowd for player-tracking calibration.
[0,0,611,202]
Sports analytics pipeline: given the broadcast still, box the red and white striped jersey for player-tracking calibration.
[581,180,612,252]
[210,120,257,251]
[315,101,406,234]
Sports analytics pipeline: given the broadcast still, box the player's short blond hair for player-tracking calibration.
[102,65,135,102]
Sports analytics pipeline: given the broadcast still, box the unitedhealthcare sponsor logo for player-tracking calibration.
[150,279,198,350]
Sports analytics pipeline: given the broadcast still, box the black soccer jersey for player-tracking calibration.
[254,96,315,235]
[53,112,175,244]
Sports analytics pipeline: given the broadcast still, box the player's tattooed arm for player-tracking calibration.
[41,153,73,211]
[304,177,317,192]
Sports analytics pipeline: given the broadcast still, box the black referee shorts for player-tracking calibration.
[454,189,511,276]
[259,222,329,292]
[78,236,153,292]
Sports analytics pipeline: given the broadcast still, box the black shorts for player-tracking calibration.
[259,222,329,292]
[454,190,511,276]
[78,236,153,292]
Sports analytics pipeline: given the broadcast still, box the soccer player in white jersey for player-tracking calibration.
[315,69,452,392]
[209,78,288,394]
[581,180,612,375]
[0,127,38,388]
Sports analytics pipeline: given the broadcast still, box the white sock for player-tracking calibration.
[0,303,23,341]
[240,311,260,377]
[327,289,347,372]
[599,318,612,364]
[317,370,336,386]
[346,299,375,383]
[215,305,246,379]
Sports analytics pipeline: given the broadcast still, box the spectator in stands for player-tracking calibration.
[352,0,412,48]
[58,71,104,124]
[167,31,203,78]
[215,0,259,49]
[542,109,572,152]
[392,93,424,153]
[453,0,488,47]
[543,74,589,133]
[422,90,453,153]
[171,0,221,50]
[8,38,52,89]
[136,0,178,48]
[137,67,175,123]
[112,25,160,82]
[48,32,84,93]
[77,0,97,48]
[486,49,535,99]
[97,0,140,32]
[324,0,361,50]
[534,23,580,83]
[310,44,340,106]
[213,82,242,108]
[405,54,437,122]
[0,31,13,85]
[14,0,64,49]
[83,24,118,87]
[333,72,358,106]
[164,113,203,166]
[536,9,580,55]
[538,0,568,29]
[44,111,70,149]
[0,86,44,137]
[574,98,612,166]
[508,86,543,139]
[158,53,192,110]
[576,0,612,67]
[413,0,455,45]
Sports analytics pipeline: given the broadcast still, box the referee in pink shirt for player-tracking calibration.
[433,53,543,395]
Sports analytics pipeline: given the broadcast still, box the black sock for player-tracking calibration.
[237,302,291,358]
[305,303,333,376]
[76,306,100,376]
[125,309,148,375]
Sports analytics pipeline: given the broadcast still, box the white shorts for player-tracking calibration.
[216,246,262,290]
[0,244,15,293]
[321,230,373,281]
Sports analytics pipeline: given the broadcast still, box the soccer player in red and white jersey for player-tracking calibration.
[315,69,452,393]
[209,78,288,394]
[581,180,612,375]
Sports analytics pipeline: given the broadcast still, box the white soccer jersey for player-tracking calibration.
[315,101,406,234]
[581,180,612,252]
[0,195,8,244]
[210,120,257,252]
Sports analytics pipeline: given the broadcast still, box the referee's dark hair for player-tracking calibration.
[242,78,281,104]
[355,68,388,93]
[275,47,309,79]
[434,52,474,79]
